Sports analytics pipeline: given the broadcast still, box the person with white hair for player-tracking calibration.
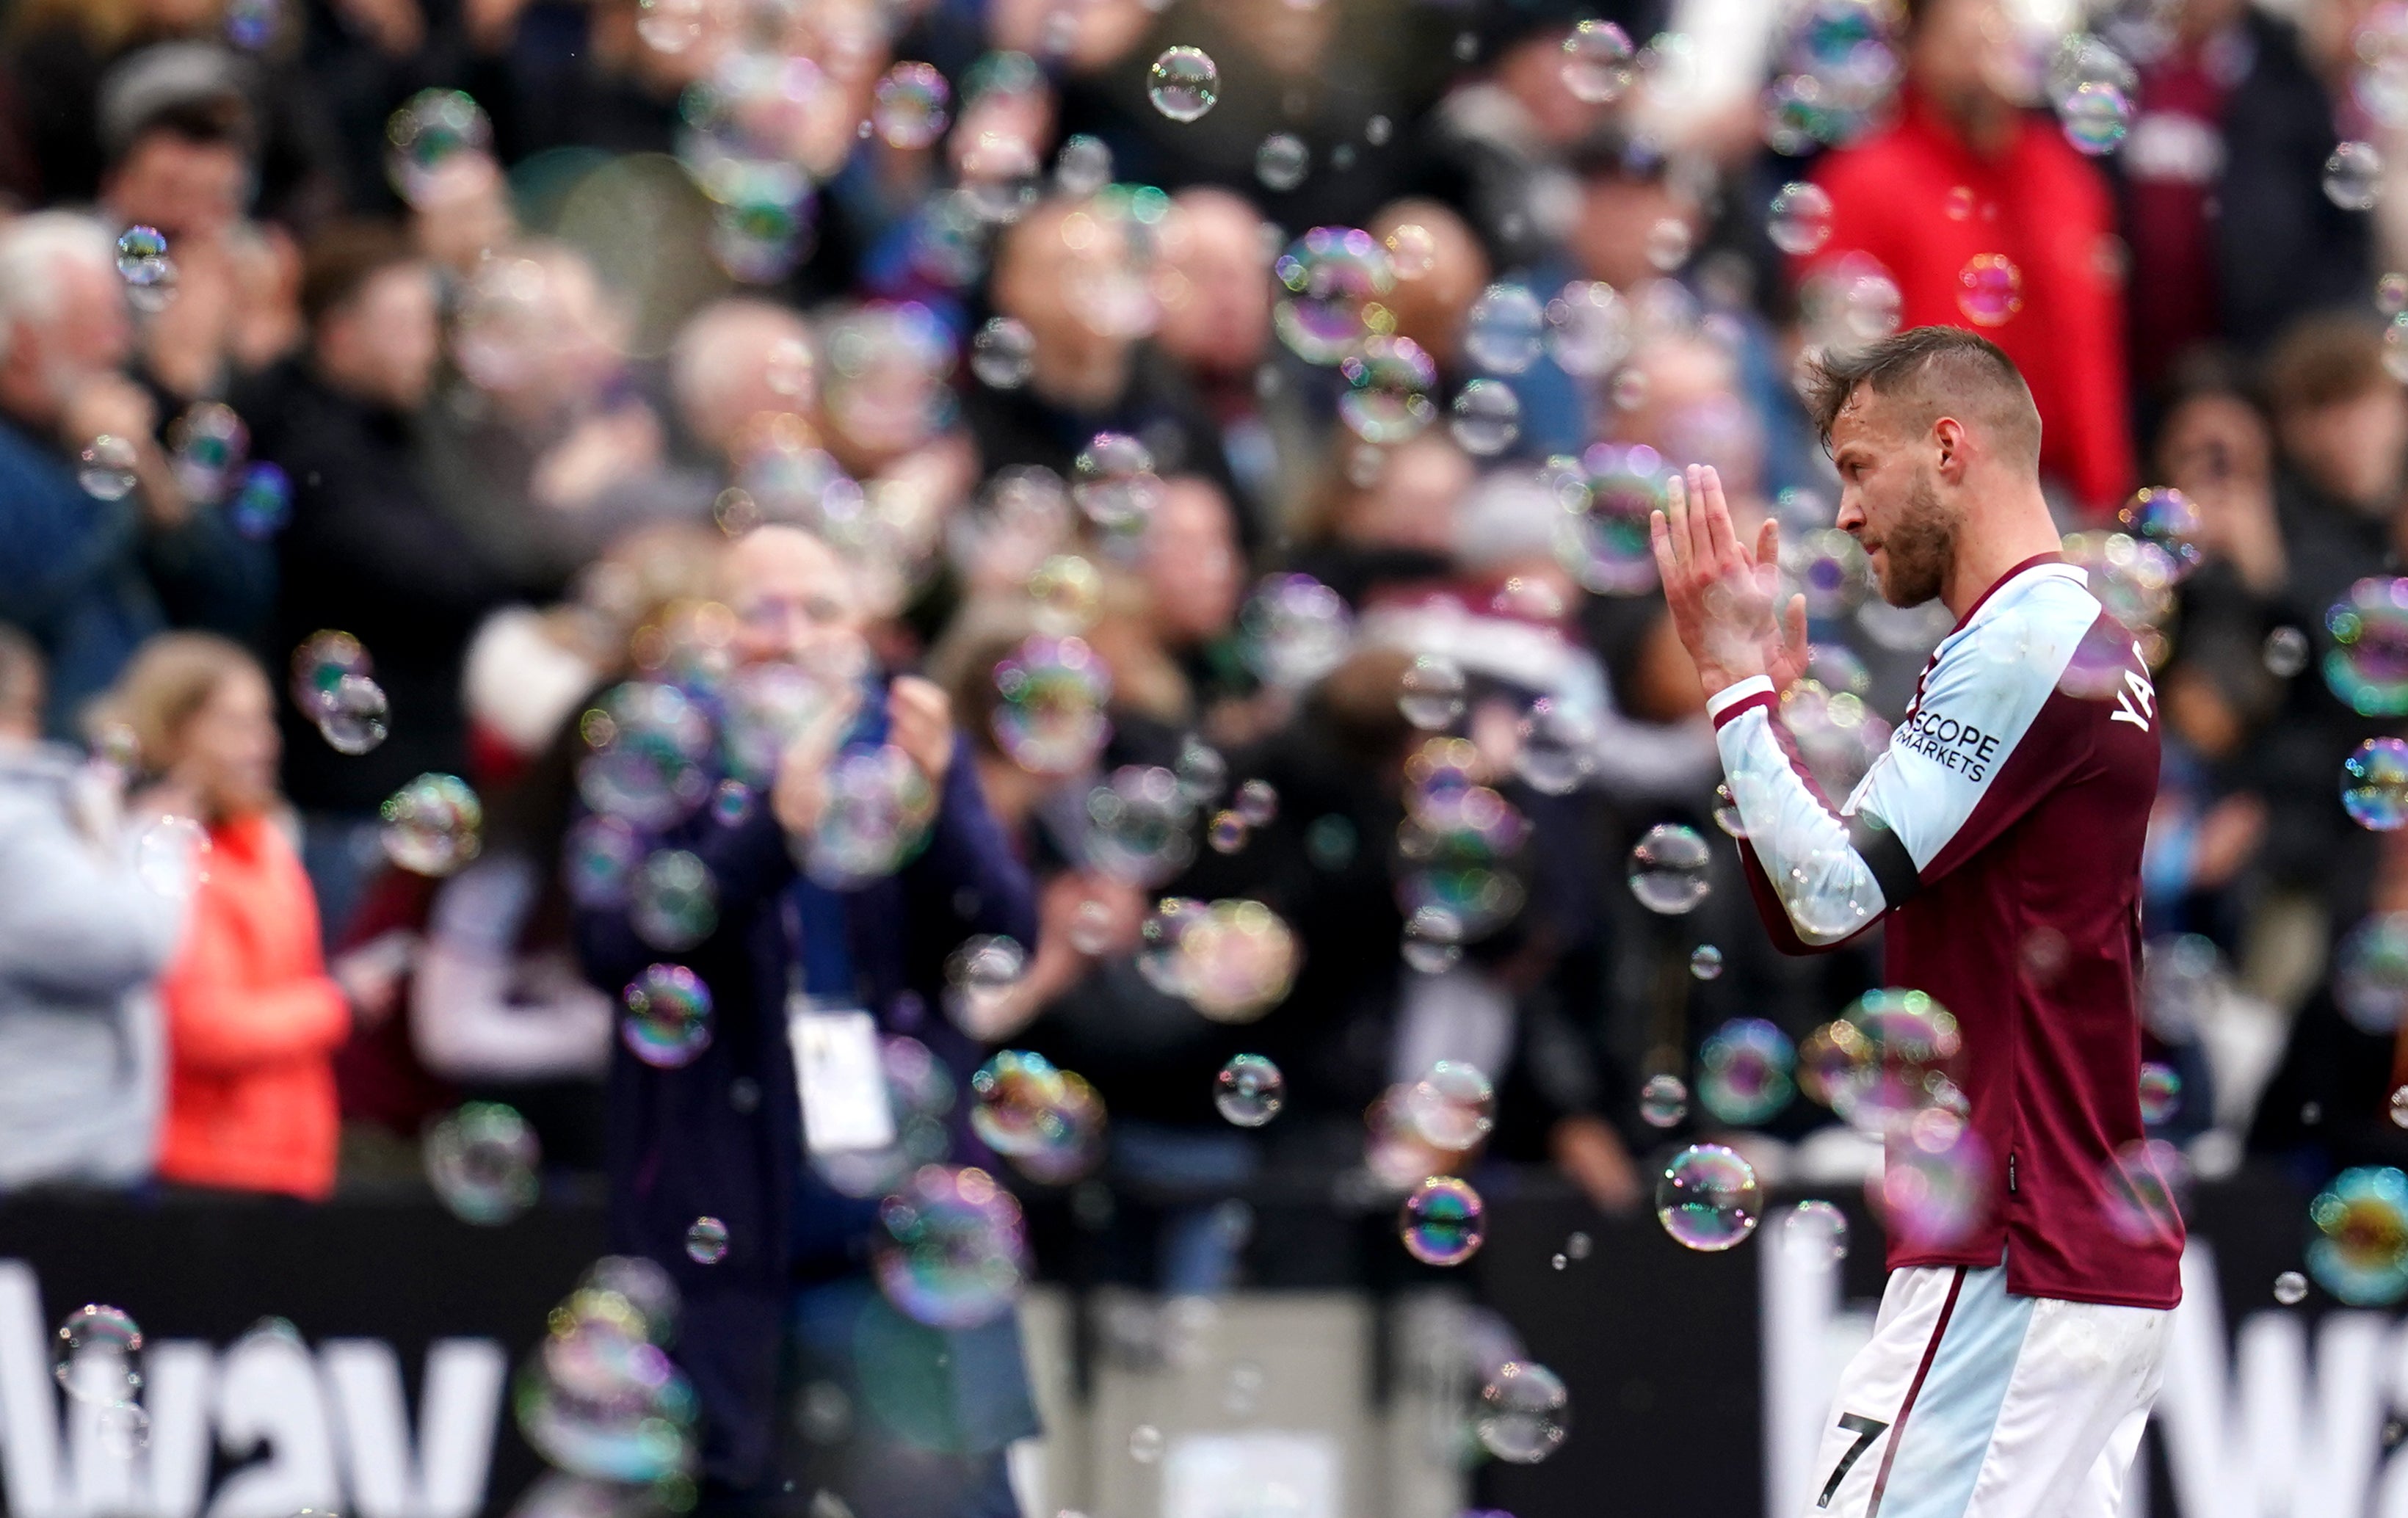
[0,210,267,735]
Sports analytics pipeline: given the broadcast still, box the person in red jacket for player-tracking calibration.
[1799,0,2135,515]
[95,632,350,1200]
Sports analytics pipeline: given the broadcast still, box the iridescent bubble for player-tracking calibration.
[1876,1122,1988,1250]
[1464,283,1546,374]
[1699,1017,1796,1125]
[316,674,389,755]
[2274,1270,2310,1305]
[1172,898,1302,1022]
[2137,1061,2181,1125]
[1689,944,1725,980]
[229,462,291,539]
[1255,133,1310,191]
[2059,81,2133,153]
[971,317,1036,389]
[385,89,493,206]
[871,62,950,149]
[2327,141,2384,211]
[1405,1060,1495,1150]
[2101,1137,2188,1247]
[945,934,1027,1033]
[1215,1053,1285,1126]
[1239,573,1355,687]
[380,774,483,876]
[684,1217,729,1264]
[1956,254,2023,326]
[812,1034,961,1199]
[1071,432,1163,530]
[54,1306,142,1405]
[1385,222,1437,280]
[710,780,754,828]
[1206,810,1249,852]
[622,964,713,1069]
[1713,784,1747,839]
[1543,281,1633,377]
[1514,697,1598,794]
[1560,19,1636,103]
[515,1260,695,1483]
[1478,1361,1569,1463]
[1560,443,1670,595]
[1811,988,1962,1134]
[1147,47,1220,122]
[634,0,706,53]
[968,1048,1065,1156]
[2117,488,2203,582]
[1656,1142,1763,1251]
[1274,227,1396,365]
[2326,578,2408,714]
[167,402,248,504]
[578,683,714,830]
[631,849,718,951]
[290,629,367,718]
[1639,1073,1689,1128]
[1447,380,1523,457]
[1087,766,1197,887]
[1399,1175,1487,1265]
[992,635,1113,776]
[1398,654,1468,730]
[1627,822,1711,914]
[2308,1166,2408,1305]
[2265,625,2311,678]
[1129,1425,1165,1462]
[1053,134,1113,195]
[115,225,170,286]
[77,435,138,501]
[805,747,937,889]
[2343,737,2408,830]
[135,814,209,896]
[1234,779,1279,826]
[225,0,280,50]
[2384,272,2408,316]
[563,814,645,909]
[1644,218,1693,272]
[1339,335,1438,444]
[1779,1199,1849,1263]
[1767,182,1835,255]
[1176,738,1229,807]
[424,1102,540,1225]
[873,1165,1029,1327]
[2335,913,2408,1034]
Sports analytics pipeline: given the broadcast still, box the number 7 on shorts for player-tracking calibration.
[1817,1413,1890,1509]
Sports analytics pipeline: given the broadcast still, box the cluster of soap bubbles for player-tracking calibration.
[873,1164,1030,1327]
[425,1102,541,1225]
[622,965,714,1068]
[515,1257,697,1489]
[2324,577,2408,716]
[381,774,484,876]
[290,631,390,755]
[55,1304,148,1455]
[991,635,1112,775]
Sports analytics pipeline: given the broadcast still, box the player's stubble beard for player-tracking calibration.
[1876,468,1956,607]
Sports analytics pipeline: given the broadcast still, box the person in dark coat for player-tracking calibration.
[245,219,515,940]
[575,525,1040,1517]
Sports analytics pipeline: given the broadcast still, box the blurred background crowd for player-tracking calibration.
[10,0,2408,1506]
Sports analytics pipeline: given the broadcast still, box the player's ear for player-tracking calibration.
[1932,415,1971,483]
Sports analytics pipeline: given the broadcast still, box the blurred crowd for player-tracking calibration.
[7,0,2408,1502]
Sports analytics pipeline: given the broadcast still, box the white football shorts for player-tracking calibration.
[1802,1263,2169,1518]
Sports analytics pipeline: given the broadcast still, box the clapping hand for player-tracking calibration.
[1649,464,1808,697]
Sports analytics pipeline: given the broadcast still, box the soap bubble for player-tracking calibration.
[1255,133,1310,190]
[2308,1166,2408,1305]
[77,435,139,501]
[1169,899,1301,1022]
[1449,380,1523,456]
[1561,443,1671,595]
[380,774,483,876]
[1544,281,1633,377]
[1956,254,2023,326]
[2265,625,2311,678]
[515,1259,696,1484]
[1207,810,1248,852]
[873,1165,1029,1327]
[1559,19,1636,103]
[1274,227,1396,365]
[1656,1142,1763,1250]
[1405,1060,1495,1150]
[228,462,291,538]
[1129,1425,1165,1462]
[1477,1361,1569,1463]
[968,1048,1067,1157]
[2059,81,2133,153]
[622,964,713,1069]
[1698,1017,1796,1125]
[578,683,714,831]
[871,63,950,149]
[1239,573,1354,687]
[563,815,645,909]
[1780,1200,1849,1263]
[167,402,249,504]
[315,674,389,755]
[2138,1062,2182,1125]
[1639,1073,1689,1127]
[2101,1138,2188,1247]
[1086,765,1196,886]
[2337,913,2408,1034]
[1147,47,1220,121]
[115,225,170,286]
[1338,336,1438,444]
[1385,222,1437,279]
[385,89,493,206]
[1627,822,1711,914]
[1399,1175,1487,1265]
[1053,134,1112,195]
[1876,1122,1988,1249]
[424,1102,540,1225]
[2117,488,2203,582]
[992,635,1113,776]
[634,0,706,52]
[1807,988,1962,1135]
[1215,1053,1285,1126]
[2327,141,2384,211]
[1398,654,1467,730]
[1071,432,1162,531]
[2324,578,2408,713]
[2343,737,2408,830]
[1513,697,1598,794]
[54,1306,142,1404]
[803,747,938,888]
[971,317,1035,389]
[945,934,1026,1031]
[1645,218,1694,272]
[811,1035,960,1199]
[1464,283,1546,374]
[631,849,718,951]
[684,1218,729,1264]
[1767,182,1835,255]
[2274,1270,2310,1305]
[1233,779,1278,826]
